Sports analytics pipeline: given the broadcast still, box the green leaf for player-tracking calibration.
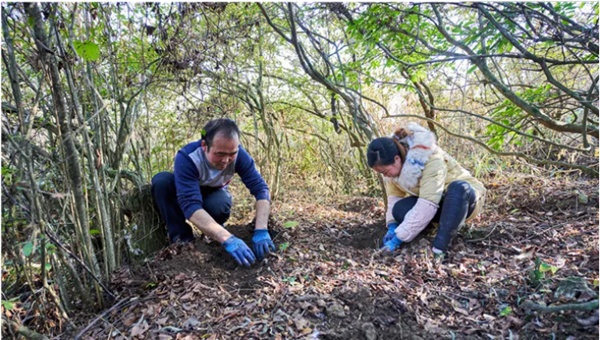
[22,241,33,257]
[282,276,297,285]
[45,243,57,252]
[539,262,558,275]
[577,191,589,204]
[45,263,52,271]
[499,305,512,317]
[1,165,13,177]
[2,300,14,311]
[279,242,289,251]
[89,229,101,235]
[73,40,100,61]
[283,221,299,229]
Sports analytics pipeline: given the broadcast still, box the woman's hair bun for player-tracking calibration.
[393,127,410,140]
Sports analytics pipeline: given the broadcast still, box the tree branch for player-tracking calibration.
[522,299,599,313]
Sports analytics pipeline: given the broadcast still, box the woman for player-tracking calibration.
[367,122,486,258]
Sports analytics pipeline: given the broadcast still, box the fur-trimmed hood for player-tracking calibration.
[395,123,437,190]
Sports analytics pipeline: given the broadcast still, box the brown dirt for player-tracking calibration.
[72,176,599,340]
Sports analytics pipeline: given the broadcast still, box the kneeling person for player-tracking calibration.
[367,122,486,259]
[152,118,275,266]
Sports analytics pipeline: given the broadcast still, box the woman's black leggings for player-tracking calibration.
[392,180,476,252]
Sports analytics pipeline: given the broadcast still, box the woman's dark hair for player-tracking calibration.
[367,128,409,168]
[202,118,240,149]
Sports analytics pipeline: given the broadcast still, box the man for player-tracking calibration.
[151,118,275,266]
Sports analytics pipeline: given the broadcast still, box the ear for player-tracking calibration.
[394,155,402,167]
[201,140,207,152]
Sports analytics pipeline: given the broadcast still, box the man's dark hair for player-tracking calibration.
[202,118,240,149]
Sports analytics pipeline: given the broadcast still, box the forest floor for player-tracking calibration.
[73,175,598,340]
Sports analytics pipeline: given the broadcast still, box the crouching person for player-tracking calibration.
[367,122,486,260]
[152,118,275,266]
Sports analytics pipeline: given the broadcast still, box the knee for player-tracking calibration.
[446,181,471,199]
[205,205,231,224]
[203,192,232,223]
[392,196,418,222]
[205,198,231,216]
[152,172,175,189]
[152,172,176,196]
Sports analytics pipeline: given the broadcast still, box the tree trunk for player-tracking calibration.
[57,18,117,275]
[24,2,101,288]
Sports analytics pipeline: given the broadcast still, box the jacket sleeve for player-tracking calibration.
[386,196,402,223]
[235,147,270,201]
[174,151,203,219]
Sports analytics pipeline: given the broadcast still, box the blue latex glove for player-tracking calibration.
[252,229,276,261]
[223,236,256,266]
[381,235,403,252]
[383,222,399,244]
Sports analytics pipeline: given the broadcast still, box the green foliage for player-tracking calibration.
[485,84,558,150]
[73,40,100,61]
[22,241,34,257]
[279,242,290,251]
[283,221,299,229]
[1,297,19,311]
[282,276,297,285]
[1,165,15,185]
[539,261,559,275]
[528,257,559,287]
[485,102,523,151]
[498,305,512,317]
[520,84,554,105]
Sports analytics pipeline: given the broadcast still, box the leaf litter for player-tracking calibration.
[74,177,598,339]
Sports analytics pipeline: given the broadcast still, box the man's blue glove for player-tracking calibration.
[381,235,403,252]
[223,236,256,266]
[252,229,276,261]
[383,222,399,244]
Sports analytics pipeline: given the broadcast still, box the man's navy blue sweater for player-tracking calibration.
[173,140,270,219]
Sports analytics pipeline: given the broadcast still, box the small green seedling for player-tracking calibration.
[499,305,512,317]
[283,221,299,229]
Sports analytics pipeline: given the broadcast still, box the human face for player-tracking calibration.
[202,133,239,170]
[372,155,402,177]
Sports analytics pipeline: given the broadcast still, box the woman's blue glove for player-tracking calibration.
[381,235,403,252]
[223,236,256,266]
[252,229,275,261]
[383,222,399,244]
